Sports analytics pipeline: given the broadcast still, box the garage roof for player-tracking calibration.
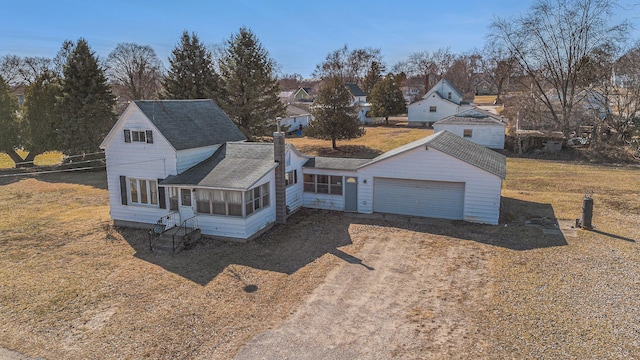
[362,131,507,179]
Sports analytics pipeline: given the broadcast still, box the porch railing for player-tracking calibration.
[172,215,199,252]
[149,212,180,251]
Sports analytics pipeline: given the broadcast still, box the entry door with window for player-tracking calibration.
[344,177,358,212]
[178,188,194,220]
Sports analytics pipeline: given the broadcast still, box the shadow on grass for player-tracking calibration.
[589,229,636,243]
[120,209,369,286]
[345,196,568,251]
[120,198,565,286]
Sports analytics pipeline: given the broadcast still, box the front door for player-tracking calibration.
[178,188,194,222]
[344,177,358,212]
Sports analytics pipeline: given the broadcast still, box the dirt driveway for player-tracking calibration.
[235,216,494,359]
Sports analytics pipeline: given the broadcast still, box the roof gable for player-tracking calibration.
[134,100,246,150]
[361,131,506,179]
[345,83,366,97]
[424,79,463,102]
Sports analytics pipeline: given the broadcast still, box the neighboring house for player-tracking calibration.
[278,90,295,103]
[102,101,506,244]
[345,83,367,106]
[344,83,373,123]
[280,104,312,135]
[434,108,507,149]
[293,87,313,102]
[408,79,473,127]
[11,85,25,106]
[471,75,498,96]
[401,76,427,103]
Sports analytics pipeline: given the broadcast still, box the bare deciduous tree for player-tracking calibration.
[313,45,383,83]
[106,42,163,106]
[491,0,628,136]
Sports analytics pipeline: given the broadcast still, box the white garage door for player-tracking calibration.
[373,178,464,220]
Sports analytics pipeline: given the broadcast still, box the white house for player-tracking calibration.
[280,104,312,135]
[101,100,506,247]
[434,108,507,149]
[408,79,473,127]
[344,83,374,124]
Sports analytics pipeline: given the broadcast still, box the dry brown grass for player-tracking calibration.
[288,125,432,158]
[0,152,638,358]
[0,150,64,168]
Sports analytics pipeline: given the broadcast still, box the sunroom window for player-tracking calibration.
[195,183,269,217]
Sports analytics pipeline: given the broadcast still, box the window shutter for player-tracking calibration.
[124,130,131,143]
[157,179,166,209]
[119,176,128,205]
[146,130,153,144]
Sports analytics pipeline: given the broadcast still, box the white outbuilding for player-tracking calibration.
[433,108,507,149]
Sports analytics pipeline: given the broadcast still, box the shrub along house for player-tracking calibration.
[101,99,506,249]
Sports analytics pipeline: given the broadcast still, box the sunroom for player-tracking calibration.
[160,142,278,239]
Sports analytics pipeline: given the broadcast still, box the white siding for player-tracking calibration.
[281,115,311,133]
[196,171,276,239]
[358,146,502,225]
[176,145,221,173]
[434,124,505,149]
[408,96,460,125]
[302,169,357,211]
[285,149,308,212]
[103,107,178,225]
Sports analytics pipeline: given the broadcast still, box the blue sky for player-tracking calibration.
[2,0,639,78]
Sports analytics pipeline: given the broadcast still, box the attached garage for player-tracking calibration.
[373,178,464,219]
[355,131,507,225]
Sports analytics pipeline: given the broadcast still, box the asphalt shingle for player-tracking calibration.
[134,100,246,150]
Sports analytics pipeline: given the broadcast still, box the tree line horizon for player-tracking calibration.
[1,0,639,163]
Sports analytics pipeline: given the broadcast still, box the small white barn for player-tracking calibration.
[408,79,473,127]
[434,108,507,149]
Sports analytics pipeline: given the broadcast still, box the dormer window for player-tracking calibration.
[124,129,153,144]
[448,92,452,100]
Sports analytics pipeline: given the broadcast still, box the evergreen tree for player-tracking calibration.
[361,61,385,95]
[369,74,407,125]
[217,27,285,137]
[163,31,219,100]
[22,71,63,158]
[58,38,116,154]
[0,75,22,164]
[307,76,364,149]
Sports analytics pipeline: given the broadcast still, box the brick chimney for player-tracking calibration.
[274,132,287,224]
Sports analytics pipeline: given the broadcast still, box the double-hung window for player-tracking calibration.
[129,178,158,206]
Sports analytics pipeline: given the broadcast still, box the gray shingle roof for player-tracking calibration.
[435,108,506,126]
[345,83,366,97]
[363,131,506,179]
[161,142,279,189]
[304,157,370,171]
[134,100,246,150]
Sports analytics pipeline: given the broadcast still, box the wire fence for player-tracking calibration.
[0,151,106,178]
